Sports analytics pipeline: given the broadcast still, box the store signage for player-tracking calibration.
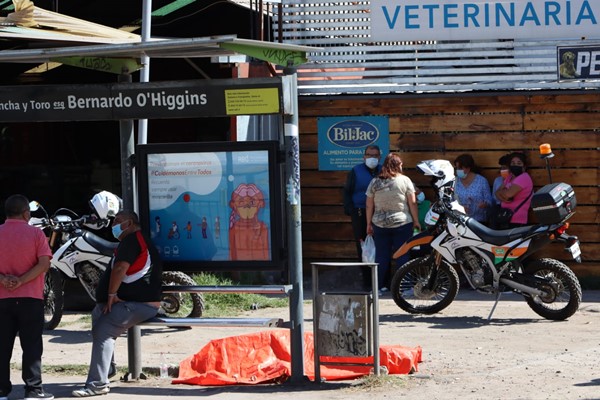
[0,78,282,122]
[371,0,600,41]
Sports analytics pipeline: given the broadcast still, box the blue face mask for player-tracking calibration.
[456,169,466,179]
[111,223,124,240]
[416,192,426,203]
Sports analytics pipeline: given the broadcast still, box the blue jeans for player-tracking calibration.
[85,302,158,389]
[373,223,413,290]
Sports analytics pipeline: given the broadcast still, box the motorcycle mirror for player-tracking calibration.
[29,201,40,212]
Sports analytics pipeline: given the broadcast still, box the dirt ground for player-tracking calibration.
[9,290,600,400]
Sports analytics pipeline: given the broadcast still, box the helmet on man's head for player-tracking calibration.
[90,191,122,219]
[416,159,455,189]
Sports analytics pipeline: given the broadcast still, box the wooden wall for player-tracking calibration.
[297,91,600,278]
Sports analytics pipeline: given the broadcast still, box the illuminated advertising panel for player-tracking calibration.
[137,141,284,271]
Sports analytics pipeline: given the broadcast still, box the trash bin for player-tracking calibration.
[310,262,380,382]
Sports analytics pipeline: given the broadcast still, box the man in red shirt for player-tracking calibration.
[0,194,54,400]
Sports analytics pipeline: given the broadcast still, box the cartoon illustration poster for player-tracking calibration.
[146,150,272,262]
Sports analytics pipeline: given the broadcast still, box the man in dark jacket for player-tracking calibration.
[72,210,162,397]
[343,145,382,260]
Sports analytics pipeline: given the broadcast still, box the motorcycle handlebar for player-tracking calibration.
[39,214,107,232]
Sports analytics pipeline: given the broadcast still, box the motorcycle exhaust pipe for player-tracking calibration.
[499,278,545,297]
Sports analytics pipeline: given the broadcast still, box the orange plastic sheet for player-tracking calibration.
[173,330,422,386]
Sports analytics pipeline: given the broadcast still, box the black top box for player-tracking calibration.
[531,182,576,225]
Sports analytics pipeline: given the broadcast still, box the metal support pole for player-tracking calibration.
[118,73,135,209]
[118,73,141,380]
[137,0,152,146]
[127,0,152,380]
[282,67,306,383]
[544,158,553,184]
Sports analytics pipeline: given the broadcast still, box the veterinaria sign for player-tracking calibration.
[371,0,600,41]
[557,45,600,80]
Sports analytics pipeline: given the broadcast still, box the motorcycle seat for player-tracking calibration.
[83,231,118,256]
[465,218,535,246]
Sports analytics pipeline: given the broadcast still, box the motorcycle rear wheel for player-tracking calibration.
[160,270,204,318]
[523,258,582,321]
[391,255,460,314]
[43,268,64,330]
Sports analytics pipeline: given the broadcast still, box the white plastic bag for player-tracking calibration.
[361,234,376,263]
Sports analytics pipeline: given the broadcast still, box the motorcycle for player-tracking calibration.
[29,191,204,330]
[390,159,582,321]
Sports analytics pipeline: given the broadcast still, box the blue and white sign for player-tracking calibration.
[371,0,600,42]
[558,45,600,80]
[318,116,390,171]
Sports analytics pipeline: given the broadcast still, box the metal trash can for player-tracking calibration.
[310,262,380,382]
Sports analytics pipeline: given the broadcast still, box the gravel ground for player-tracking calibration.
[8,290,600,400]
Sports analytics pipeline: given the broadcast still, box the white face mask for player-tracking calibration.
[365,157,379,169]
[416,192,426,203]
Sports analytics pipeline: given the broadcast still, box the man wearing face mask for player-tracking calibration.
[73,210,162,397]
[495,152,534,227]
[343,145,382,260]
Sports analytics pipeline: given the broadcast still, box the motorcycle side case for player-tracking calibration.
[531,182,576,224]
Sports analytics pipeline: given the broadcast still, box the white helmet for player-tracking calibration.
[90,191,122,219]
[416,159,455,189]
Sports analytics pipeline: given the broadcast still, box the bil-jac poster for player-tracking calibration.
[317,116,390,171]
[137,141,283,271]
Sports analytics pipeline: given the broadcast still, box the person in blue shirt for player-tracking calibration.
[343,145,382,261]
[454,153,493,223]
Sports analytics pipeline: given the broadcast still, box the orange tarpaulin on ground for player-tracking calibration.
[173,330,422,386]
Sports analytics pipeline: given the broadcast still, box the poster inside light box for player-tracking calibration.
[146,150,272,262]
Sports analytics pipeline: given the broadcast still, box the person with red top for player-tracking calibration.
[0,194,54,400]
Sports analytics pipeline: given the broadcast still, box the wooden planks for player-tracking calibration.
[297,91,600,277]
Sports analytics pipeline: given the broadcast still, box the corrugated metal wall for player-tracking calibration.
[272,0,600,95]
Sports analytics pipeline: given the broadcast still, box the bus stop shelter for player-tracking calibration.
[0,29,319,383]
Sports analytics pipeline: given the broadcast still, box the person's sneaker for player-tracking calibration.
[72,386,110,397]
[378,287,389,296]
[23,389,54,400]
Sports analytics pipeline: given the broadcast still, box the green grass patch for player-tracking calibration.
[42,364,90,376]
[347,374,408,391]
[191,272,288,318]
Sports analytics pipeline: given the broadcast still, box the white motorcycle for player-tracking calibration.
[390,160,582,321]
[30,191,204,330]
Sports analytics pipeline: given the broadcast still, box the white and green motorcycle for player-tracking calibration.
[390,160,582,321]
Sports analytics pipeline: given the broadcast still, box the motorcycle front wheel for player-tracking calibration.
[43,267,64,330]
[523,258,582,321]
[390,255,460,314]
[160,271,204,318]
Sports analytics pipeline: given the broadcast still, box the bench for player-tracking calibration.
[140,284,293,328]
[141,316,284,328]
[161,284,293,295]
